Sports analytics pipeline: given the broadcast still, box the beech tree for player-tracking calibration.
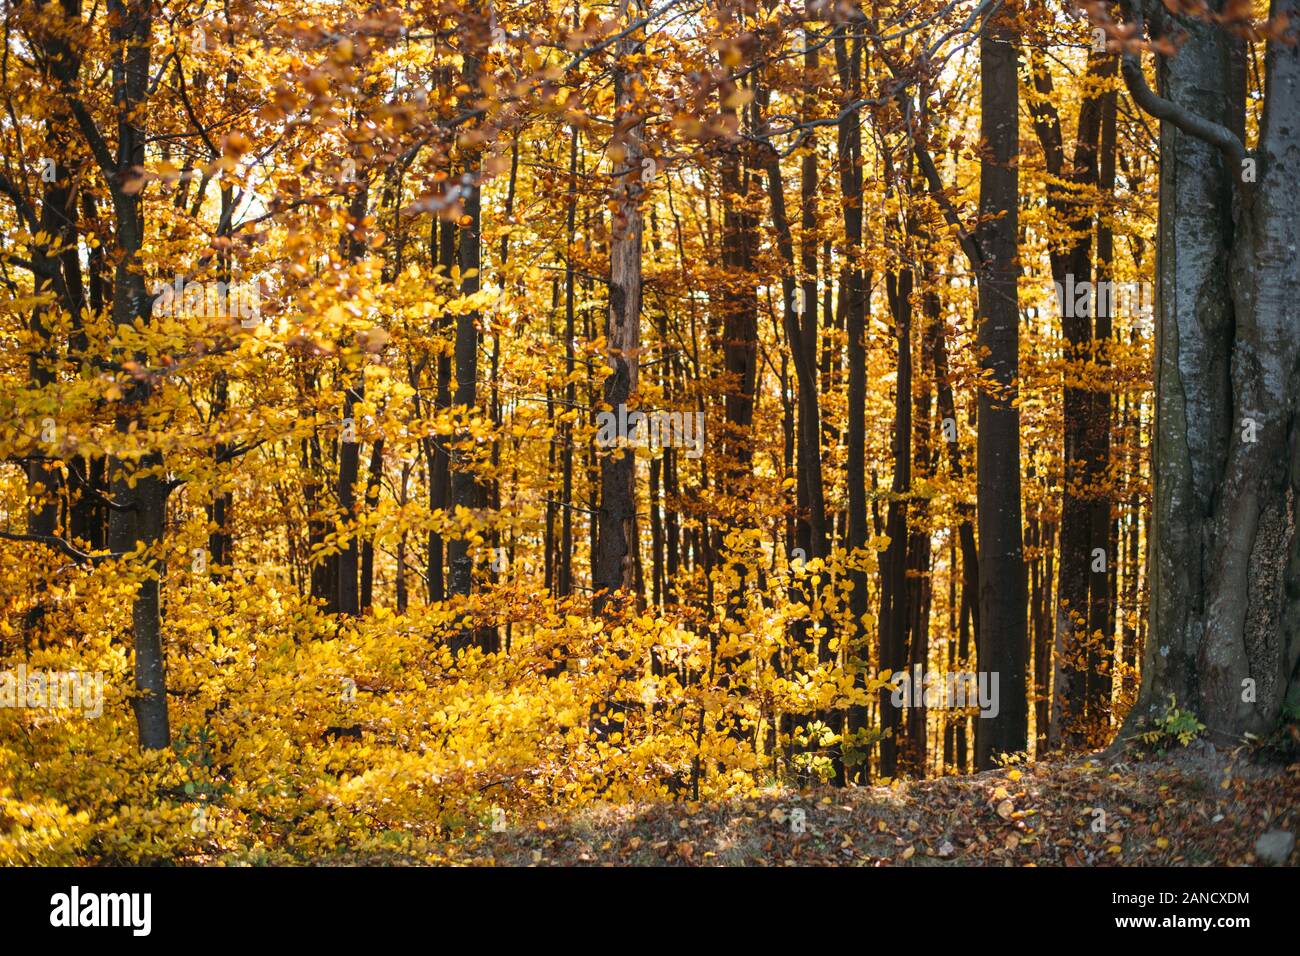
[1109,0,1300,742]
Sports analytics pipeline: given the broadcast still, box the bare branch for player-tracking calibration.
[1115,0,1248,169]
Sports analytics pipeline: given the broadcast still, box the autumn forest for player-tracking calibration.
[0,0,1297,869]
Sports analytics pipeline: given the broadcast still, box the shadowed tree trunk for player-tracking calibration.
[905,284,939,773]
[558,126,579,598]
[447,9,491,653]
[20,0,80,642]
[1028,44,1114,748]
[335,183,369,617]
[1088,73,1120,738]
[759,62,831,780]
[102,0,169,750]
[837,25,873,780]
[360,438,384,611]
[886,5,1026,770]
[878,257,913,777]
[973,4,1029,769]
[1115,0,1300,744]
[336,374,363,616]
[427,206,456,604]
[719,86,758,511]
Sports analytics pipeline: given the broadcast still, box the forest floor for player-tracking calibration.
[430,743,1299,866]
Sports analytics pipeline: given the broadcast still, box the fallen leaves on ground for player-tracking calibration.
[436,747,1298,867]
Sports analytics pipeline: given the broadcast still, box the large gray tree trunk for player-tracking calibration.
[1120,0,1300,743]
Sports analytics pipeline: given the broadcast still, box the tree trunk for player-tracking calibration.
[558,126,579,597]
[1118,0,1300,743]
[973,6,1029,768]
[1087,70,1119,738]
[336,378,363,616]
[428,209,456,604]
[447,10,488,652]
[878,264,913,777]
[335,184,369,617]
[106,0,170,750]
[593,0,644,614]
[360,438,384,611]
[836,26,872,779]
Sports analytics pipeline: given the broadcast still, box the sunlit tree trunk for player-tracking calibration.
[593,0,644,614]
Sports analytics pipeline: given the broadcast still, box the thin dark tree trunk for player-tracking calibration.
[837,27,871,780]
[360,438,384,611]
[396,461,410,614]
[335,185,369,617]
[447,8,490,654]
[1028,47,1111,748]
[1087,71,1120,734]
[878,260,912,778]
[558,126,579,597]
[428,206,456,604]
[103,0,169,749]
[593,1,644,614]
[904,285,939,774]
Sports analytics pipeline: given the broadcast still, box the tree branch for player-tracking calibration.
[1115,0,1248,169]
[0,169,38,230]
[63,96,116,179]
[0,530,123,565]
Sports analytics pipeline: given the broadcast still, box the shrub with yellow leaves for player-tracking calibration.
[0,535,887,864]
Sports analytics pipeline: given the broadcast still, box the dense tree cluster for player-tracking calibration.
[0,0,1294,863]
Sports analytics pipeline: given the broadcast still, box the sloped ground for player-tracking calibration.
[440,745,1298,866]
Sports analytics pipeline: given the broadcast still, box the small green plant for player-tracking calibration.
[1137,695,1205,750]
[840,725,885,771]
